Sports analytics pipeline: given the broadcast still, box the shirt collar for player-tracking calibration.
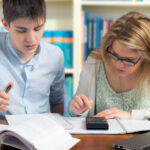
[6,33,20,60]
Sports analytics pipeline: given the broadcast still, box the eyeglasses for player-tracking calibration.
[106,49,141,67]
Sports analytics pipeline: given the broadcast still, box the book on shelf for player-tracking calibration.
[64,75,73,117]
[93,16,102,50]
[87,17,93,55]
[84,11,89,61]
[0,114,79,150]
[81,11,85,65]
[42,30,73,68]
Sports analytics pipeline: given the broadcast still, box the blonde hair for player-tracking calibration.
[90,11,150,97]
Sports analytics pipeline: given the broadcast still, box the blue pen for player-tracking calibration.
[5,85,12,93]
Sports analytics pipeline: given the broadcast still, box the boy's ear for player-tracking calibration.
[1,18,10,31]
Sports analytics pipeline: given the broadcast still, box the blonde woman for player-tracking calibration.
[69,11,150,120]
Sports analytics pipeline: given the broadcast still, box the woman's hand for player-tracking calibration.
[94,108,131,120]
[70,95,93,114]
[0,82,13,112]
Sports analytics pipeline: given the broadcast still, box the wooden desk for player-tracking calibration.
[71,134,137,150]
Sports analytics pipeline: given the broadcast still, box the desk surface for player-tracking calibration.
[71,134,137,150]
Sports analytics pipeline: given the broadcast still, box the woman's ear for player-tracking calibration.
[1,18,10,31]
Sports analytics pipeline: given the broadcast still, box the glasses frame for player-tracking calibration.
[106,49,141,67]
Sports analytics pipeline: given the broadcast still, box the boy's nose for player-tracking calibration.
[26,32,34,42]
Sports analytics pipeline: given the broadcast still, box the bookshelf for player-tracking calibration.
[73,0,150,92]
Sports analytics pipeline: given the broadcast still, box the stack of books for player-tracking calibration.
[42,30,73,68]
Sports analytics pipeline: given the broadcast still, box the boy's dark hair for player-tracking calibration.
[2,0,46,25]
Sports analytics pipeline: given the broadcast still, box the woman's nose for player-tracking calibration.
[115,59,125,68]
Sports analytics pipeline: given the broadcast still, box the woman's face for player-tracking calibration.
[107,40,143,77]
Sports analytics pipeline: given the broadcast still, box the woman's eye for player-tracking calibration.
[125,59,134,62]
[112,53,118,57]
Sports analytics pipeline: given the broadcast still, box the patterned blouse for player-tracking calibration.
[95,63,150,113]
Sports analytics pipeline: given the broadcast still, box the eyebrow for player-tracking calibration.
[111,48,136,60]
[15,23,44,30]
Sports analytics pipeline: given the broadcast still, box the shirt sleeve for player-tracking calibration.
[132,109,150,120]
[69,56,99,117]
[49,51,65,104]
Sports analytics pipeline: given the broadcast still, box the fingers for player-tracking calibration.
[0,82,13,112]
[0,96,10,112]
[0,98,9,106]
[0,90,9,100]
[0,104,8,112]
[95,113,116,119]
[94,108,131,120]
[71,95,93,114]
[81,95,92,109]
[94,108,117,119]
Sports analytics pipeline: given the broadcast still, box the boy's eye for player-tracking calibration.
[34,27,41,31]
[16,30,26,33]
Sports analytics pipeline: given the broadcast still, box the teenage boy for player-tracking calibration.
[0,0,65,115]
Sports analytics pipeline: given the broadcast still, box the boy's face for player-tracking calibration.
[2,17,45,59]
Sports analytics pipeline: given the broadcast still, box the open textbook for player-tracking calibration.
[5,113,150,134]
[0,115,79,150]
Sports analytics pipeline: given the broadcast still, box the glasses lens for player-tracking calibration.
[122,61,134,66]
[107,49,140,67]
[107,50,117,60]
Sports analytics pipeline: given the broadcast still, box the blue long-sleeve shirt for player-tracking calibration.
[0,32,65,115]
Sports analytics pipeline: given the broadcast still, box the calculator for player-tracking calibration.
[86,117,109,130]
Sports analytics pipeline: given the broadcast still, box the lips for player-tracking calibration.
[25,44,36,50]
[116,68,125,73]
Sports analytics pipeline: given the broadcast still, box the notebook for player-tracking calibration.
[113,132,150,150]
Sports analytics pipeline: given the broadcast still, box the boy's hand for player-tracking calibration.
[70,95,93,114]
[94,108,131,120]
[0,82,13,112]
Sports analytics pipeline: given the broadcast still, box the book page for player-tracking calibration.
[0,124,9,130]
[6,113,73,130]
[0,131,34,150]
[119,119,150,133]
[3,115,79,150]
[6,114,130,134]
